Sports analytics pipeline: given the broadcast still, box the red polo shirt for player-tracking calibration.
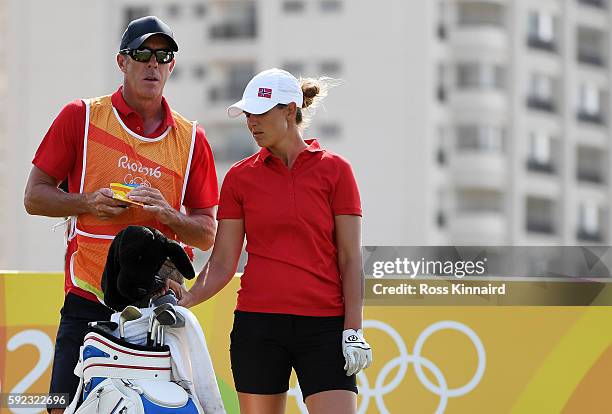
[33,86,219,302]
[217,139,361,316]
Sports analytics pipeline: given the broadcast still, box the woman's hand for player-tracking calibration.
[165,278,202,308]
[165,278,183,298]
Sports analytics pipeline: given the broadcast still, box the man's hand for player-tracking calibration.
[342,328,372,376]
[124,186,215,251]
[87,188,129,220]
[127,187,177,224]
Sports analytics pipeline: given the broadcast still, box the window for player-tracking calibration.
[577,202,602,241]
[283,0,306,13]
[578,84,600,115]
[320,0,342,12]
[577,83,604,123]
[209,63,255,102]
[527,12,556,51]
[227,64,255,100]
[577,146,605,184]
[577,27,606,67]
[527,132,554,173]
[210,2,257,40]
[457,2,505,26]
[527,74,556,112]
[526,197,556,234]
[456,63,505,90]
[456,125,504,152]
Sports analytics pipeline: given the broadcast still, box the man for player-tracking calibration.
[23,16,218,413]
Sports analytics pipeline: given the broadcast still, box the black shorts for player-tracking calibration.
[48,293,113,411]
[230,311,357,400]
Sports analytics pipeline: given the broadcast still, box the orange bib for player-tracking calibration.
[69,95,195,300]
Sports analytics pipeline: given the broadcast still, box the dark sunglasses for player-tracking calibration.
[120,48,175,64]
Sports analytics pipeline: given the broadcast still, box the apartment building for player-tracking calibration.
[3,0,609,271]
[432,0,612,245]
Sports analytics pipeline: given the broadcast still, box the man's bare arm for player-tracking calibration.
[24,165,129,219]
[168,206,216,251]
[127,185,216,251]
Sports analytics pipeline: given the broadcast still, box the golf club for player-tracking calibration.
[147,303,174,346]
[150,318,161,347]
[151,308,177,346]
[157,308,177,346]
[88,321,119,335]
[119,305,142,340]
[158,325,167,347]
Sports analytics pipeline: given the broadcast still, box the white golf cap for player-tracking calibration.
[227,68,304,118]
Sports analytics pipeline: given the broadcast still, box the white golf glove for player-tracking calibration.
[342,328,372,376]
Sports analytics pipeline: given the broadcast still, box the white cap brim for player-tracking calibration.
[227,98,278,118]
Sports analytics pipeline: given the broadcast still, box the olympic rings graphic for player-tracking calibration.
[288,320,486,414]
[123,174,151,188]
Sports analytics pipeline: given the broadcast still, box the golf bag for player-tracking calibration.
[64,306,225,414]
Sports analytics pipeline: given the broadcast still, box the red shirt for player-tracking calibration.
[217,139,361,316]
[33,87,219,301]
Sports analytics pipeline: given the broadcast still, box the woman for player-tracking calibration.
[175,68,372,414]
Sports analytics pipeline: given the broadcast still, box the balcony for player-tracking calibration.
[451,26,507,52]
[450,212,506,244]
[527,159,555,174]
[452,90,507,114]
[450,152,506,189]
[527,37,556,53]
[210,21,256,40]
[578,52,606,67]
[526,219,555,235]
[527,97,556,113]
[578,0,606,8]
[577,169,605,184]
[577,111,605,125]
[577,229,603,242]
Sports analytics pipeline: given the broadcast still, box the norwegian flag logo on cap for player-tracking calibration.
[258,87,272,98]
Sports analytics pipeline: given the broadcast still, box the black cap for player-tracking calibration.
[120,16,178,52]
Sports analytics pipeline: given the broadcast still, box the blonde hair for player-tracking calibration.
[296,76,339,129]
